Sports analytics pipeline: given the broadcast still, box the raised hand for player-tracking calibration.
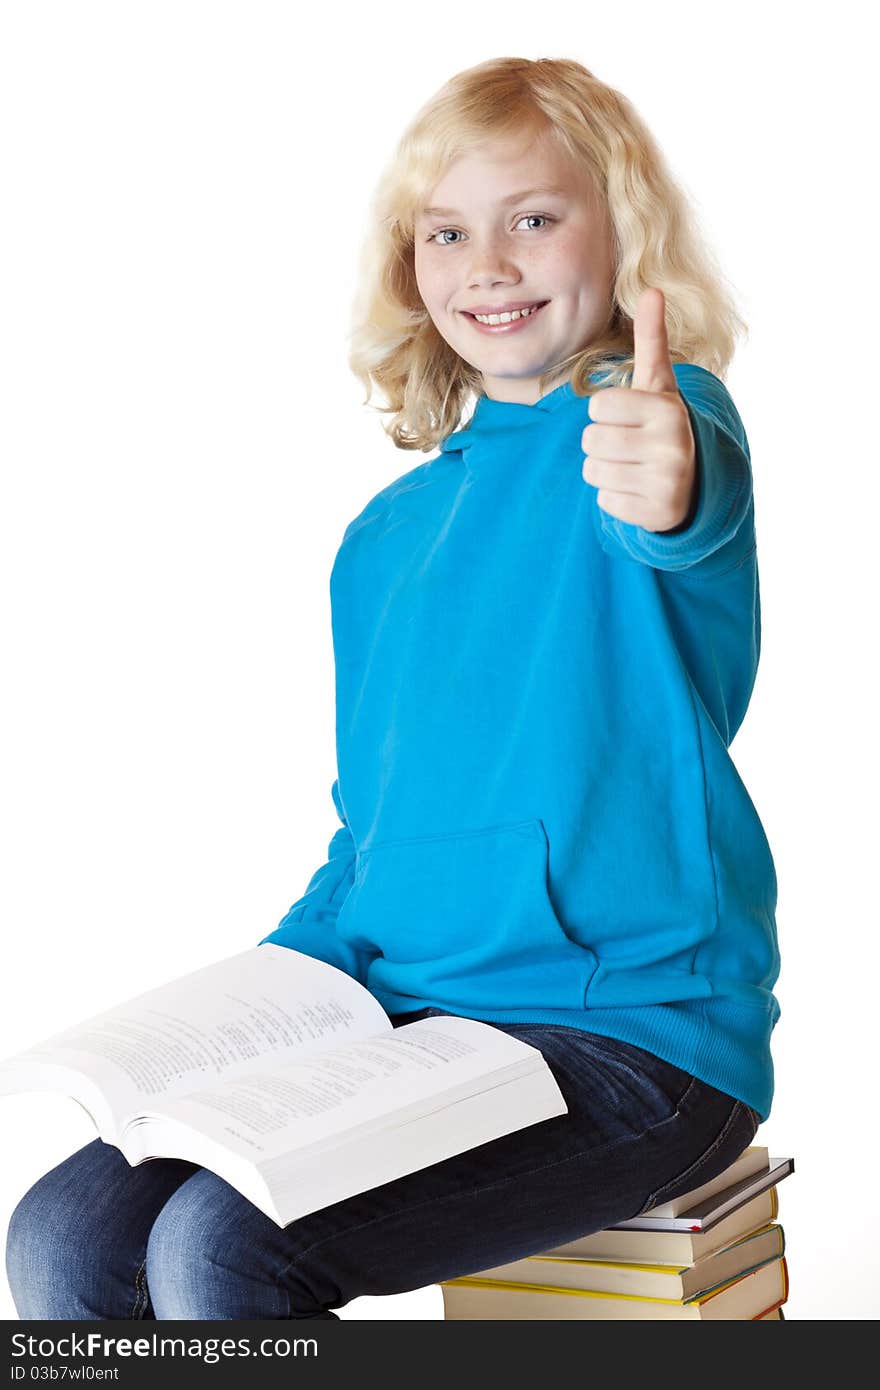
[581,287,697,532]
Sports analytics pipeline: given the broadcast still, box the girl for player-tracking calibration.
[6,56,779,1321]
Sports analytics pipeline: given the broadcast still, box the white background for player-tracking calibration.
[1,1,876,1322]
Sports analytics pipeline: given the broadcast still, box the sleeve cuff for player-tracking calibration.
[595,369,754,573]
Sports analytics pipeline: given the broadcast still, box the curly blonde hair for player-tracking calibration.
[347,56,748,453]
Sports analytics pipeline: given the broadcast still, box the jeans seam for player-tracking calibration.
[129,1258,148,1319]
[275,1073,705,1286]
[637,1098,755,1214]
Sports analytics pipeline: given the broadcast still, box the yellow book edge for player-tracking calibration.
[441,1256,789,1308]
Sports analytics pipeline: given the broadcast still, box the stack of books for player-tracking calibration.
[441,1145,794,1320]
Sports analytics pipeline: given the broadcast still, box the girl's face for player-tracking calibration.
[414,130,616,406]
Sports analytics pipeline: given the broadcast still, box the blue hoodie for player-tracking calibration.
[260,363,781,1120]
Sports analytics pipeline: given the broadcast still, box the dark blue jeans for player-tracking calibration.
[5,1012,760,1320]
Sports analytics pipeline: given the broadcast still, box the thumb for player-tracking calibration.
[631,287,678,394]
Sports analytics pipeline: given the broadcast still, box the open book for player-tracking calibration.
[0,945,567,1228]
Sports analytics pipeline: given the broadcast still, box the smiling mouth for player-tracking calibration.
[461,300,550,323]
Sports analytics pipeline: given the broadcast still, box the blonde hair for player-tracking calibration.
[347,56,748,453]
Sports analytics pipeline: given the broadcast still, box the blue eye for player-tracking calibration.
[428,214,555,245]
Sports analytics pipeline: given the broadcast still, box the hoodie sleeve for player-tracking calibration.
[258,778,376,986]
[594,364,756,578]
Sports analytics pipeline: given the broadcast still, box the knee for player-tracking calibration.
[6,1165,106,1319]
[145,1183,240,1318]
[5,1180,40,1307]
[144,1190,199,1290]
[144,1181,331,1320]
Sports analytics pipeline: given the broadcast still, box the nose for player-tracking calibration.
[464,234,523,288]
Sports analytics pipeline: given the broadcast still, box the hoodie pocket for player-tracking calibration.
[334,818,597,1012]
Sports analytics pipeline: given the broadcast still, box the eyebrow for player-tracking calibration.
[419,185,570,218]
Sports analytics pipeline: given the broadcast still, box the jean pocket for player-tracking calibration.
[634,1097,761,1216]
[337,818,598,1012]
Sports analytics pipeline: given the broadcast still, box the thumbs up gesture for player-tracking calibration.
[581,288,697,532]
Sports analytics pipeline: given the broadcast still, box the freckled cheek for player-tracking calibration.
[425,278,467,335]
[543,228,603,282]
[416,271,459,321]
[540,233,584,273]
[413,253,447,315]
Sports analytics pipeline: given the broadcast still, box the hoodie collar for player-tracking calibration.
[438,365,623,454]
[438,381,574,453]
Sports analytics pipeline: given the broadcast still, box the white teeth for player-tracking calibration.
[473,303,543,324]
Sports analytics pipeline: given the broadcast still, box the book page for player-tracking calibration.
[0,945,389,1125]
[130,1015,544,1163]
